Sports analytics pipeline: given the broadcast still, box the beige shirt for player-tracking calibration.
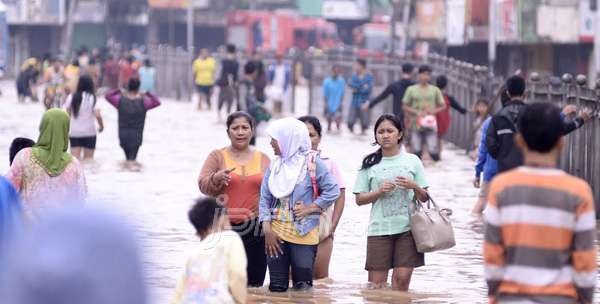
[171,230,247,304]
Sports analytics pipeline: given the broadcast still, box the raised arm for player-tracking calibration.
[198,150,225,196]
[143,92,161,110]
[449,95,467,114]
[104,89,122,108]
[368,84,392,109]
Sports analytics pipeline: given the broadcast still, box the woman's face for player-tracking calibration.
[376,120,402,150]
[270,138,281,156]
[228,117,253,149]
[305,123,321,151]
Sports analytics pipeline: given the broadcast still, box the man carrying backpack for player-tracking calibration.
[486,76,591,173]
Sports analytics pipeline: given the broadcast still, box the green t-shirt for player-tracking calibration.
[353,152,428,236]
[402,84,445,111]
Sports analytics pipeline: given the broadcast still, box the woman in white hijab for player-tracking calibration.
[258,117,340,292]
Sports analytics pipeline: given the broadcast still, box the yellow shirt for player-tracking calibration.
[193,57,216,86]
[271,197,319,245]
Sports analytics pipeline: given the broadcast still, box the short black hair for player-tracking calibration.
[418,65,432,74]
[226,111,255,131]
[127,77,141,92]
[436,75,448,90]
[226,44,236,54]
[9,137,35,165]
[518,102,563,153]
[401,63,413,74]
[298,115,322,138]
[506,75,526,97]
[356,58,367,68]
[244,61,256,75]
[144,59,151,67]
[188,197,225,235]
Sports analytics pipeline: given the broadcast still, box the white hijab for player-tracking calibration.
[266,117,311,198]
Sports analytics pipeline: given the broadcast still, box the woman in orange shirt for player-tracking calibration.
[198,111,270,287]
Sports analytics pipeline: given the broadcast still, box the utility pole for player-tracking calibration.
[62,0,78,56]
[187,0,194,54]
[488,0,497,76]
[390,0,398,56]
[399,0,411,56]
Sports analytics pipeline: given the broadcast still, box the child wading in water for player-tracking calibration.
[171,198,247,304]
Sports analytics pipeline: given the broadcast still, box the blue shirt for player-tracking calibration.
[322,76,345,114]
[475,117,498,182]
[259,157,340,236]
[138,66,156,92]
[348,73,373,108]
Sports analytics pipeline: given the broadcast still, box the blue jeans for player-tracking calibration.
[267,241,317,292]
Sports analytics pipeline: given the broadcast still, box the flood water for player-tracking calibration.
[1,85,598,303]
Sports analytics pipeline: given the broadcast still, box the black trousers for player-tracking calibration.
[122,145,140,161]
[231,218,267,287]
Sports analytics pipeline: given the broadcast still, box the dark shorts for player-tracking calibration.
[196,85,213,96]
[365,231,425,271]
[70,136,97,149]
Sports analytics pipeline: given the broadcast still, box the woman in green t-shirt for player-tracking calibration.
[353,114,430,291]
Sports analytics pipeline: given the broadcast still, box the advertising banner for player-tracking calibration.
[5,0,65,25]
[446,0,466,45]
[416,0,444,40]
[496,0,518,42]
[537,5,578,43]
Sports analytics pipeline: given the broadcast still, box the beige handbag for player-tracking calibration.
[409,197,455,253]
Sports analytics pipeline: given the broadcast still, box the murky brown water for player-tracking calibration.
[1,89,598,303]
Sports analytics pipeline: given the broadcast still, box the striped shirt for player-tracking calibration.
[484,167,596,304]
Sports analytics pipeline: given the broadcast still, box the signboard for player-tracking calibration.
[415,0,444,40]
[72,1,106,23]
[322,0,369,20]
[496,0,518,42]
[5,0,65,24]
[537,5,578,43]
[465,0,488,41]
[446,0,466,45]
[519,0,539,43]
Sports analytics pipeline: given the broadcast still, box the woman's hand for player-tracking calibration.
[379,181,396,194]
[396,176,429,202]
[211,168,236,187]
[263,222,283,258]
[395,177,418,190]
[293,201,320,219]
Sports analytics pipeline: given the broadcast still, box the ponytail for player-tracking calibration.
[361,148,383,170]
[71,92,83,118]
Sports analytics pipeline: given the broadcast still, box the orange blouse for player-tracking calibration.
[198,148,270,224]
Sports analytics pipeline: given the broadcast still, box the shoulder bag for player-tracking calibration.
[409,196,455,253]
